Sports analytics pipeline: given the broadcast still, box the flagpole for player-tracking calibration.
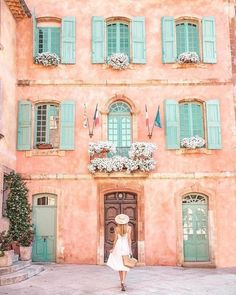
[145,104,151,138]
[150,105,160,138]
[90,104,98,137]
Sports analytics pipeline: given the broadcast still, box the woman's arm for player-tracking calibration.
[110,227,118,252]
[128,226,132,254]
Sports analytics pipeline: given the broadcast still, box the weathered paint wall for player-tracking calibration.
[13,0,236,267]
[0,0,17,230]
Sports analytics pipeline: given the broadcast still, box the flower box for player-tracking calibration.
[36,143,53,149]
[177,52,200,64]
[34,52,60,67]
[107,53,129,70]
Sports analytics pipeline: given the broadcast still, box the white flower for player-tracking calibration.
[88,142,116,156]
[129,142,157,160]
[107,53,129,70]
[34,52,60,67]
[180,136,205,149]
[177,52,200,64]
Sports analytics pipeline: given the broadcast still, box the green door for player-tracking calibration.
[108,102,132,156]
[182,194,209,262]
[32,194,57,262]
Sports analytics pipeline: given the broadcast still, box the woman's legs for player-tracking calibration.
[119,271,127,291]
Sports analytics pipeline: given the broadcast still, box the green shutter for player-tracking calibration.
[164,100,180,149]
[132,17,146,64]
[51,28,61,57]
[33,10,38,57]
[60,101,75,150]
[61,17,76,64]
[179,103,191,139]
[162,17,176,63]
[17,101,32,150]
[92,16,105,63]
[202,17,216,63]
[107,23,117,57]
[176,23,187,57]
[191,103,203,137]
[206,100,221,149]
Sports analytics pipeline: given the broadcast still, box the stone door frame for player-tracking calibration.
[97,181,145,265]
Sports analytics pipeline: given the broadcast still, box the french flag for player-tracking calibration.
[93,104,99,126]
[145,104,149,127]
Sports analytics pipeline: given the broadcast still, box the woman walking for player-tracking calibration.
[107,214,132,292]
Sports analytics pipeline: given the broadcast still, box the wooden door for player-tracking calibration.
[104,192,137,262]
[32,194,57,262]
[182,194,209,261]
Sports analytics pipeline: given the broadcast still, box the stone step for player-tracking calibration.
[0,265,44,286]
[0,260,31,276]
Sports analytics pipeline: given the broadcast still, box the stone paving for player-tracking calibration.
[0,264,236,295]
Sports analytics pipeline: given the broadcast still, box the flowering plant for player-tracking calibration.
[34,52,60,67]
[177,52,200,64]
[180,136,205,149]
[88,142,116,156]
[0,231,12,257]
[107,53,129,70]
[88,156,156,174]
[129,142,157,160]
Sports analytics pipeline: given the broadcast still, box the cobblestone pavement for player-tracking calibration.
[0,265,236,295]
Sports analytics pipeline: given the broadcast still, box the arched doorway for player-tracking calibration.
[104,192,137,262]
[32,194,57,262]
[182,193,209,261]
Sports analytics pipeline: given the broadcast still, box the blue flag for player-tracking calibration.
[154,106,162,128]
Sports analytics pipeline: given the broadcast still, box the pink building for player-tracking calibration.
[1,0,236,267]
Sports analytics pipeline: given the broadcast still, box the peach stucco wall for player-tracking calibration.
[0,0,17,230]
[9,0,236,267]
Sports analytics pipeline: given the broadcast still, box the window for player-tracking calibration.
[107,22,130,59]
[176,22,199,57]
[35,104,60,148]
[17,100,76,151]
[162,16,216,63]
[108,102,132,156]
[164,99,222,149]
[92,16,146,64]
[33,13,76,64]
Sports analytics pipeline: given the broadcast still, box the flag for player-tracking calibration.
[82,104,88,128]
[154,105,162,128]
[93,104,99,126]
[145,104,149,127]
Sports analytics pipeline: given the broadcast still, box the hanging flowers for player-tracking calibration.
[107,53,129,70]
[34,52,60,67]
[180,136,205,149]
[88,142,116,157]
[177,52,200,64]
[129,142,157,160]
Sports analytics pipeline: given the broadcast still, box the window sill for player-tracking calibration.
[92,171,150,178]
[176,148,212,155]
[102,64,136,70]
[172,63,208,69]
[25,149,65,157]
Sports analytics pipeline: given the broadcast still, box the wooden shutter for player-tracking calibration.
[60,101,75,150]
[179,103,191,139]
[206,100,221,149]
[17,101,32,150]
[191,103,204,137]
[162,17,176,63]
[51,27,61,57]
[164,100,180,149]
[92,16,105,63]
[33,9,38,57]
[132,17,146,64]
[61,17,76,64]
[202,17,217,63]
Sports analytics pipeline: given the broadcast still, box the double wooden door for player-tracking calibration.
[104,192,137,262]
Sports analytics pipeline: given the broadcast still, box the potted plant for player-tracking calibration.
[34,52,60,67]
[107,53,129,70]
[0,230,14,267]
[6,172,34,261]
[18,228,34,261]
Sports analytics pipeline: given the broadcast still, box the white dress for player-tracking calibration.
[107,233,130,271]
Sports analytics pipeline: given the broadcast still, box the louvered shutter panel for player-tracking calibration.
[17,101,32,150]
[92,16,105,63]
[164,100,180,149]
[33,10,38,57]
[51,27,61,57]
[206,100,222,149]
[191,103,204,137]
[132,17,146,63]
[60,101,75,150]
[179,103,191,139]
[61,17,76,64]
[202,17,217,63]
[162,17,176,63]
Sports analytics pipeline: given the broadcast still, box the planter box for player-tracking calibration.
[36,144,53,149]
[0,250,14,267]
[20,246,32,261]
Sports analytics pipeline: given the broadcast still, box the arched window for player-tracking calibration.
[108,102,132,156]
[107,22,130,59]
[176,21,199,57]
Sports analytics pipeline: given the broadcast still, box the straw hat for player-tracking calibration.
[115,214,129,224]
